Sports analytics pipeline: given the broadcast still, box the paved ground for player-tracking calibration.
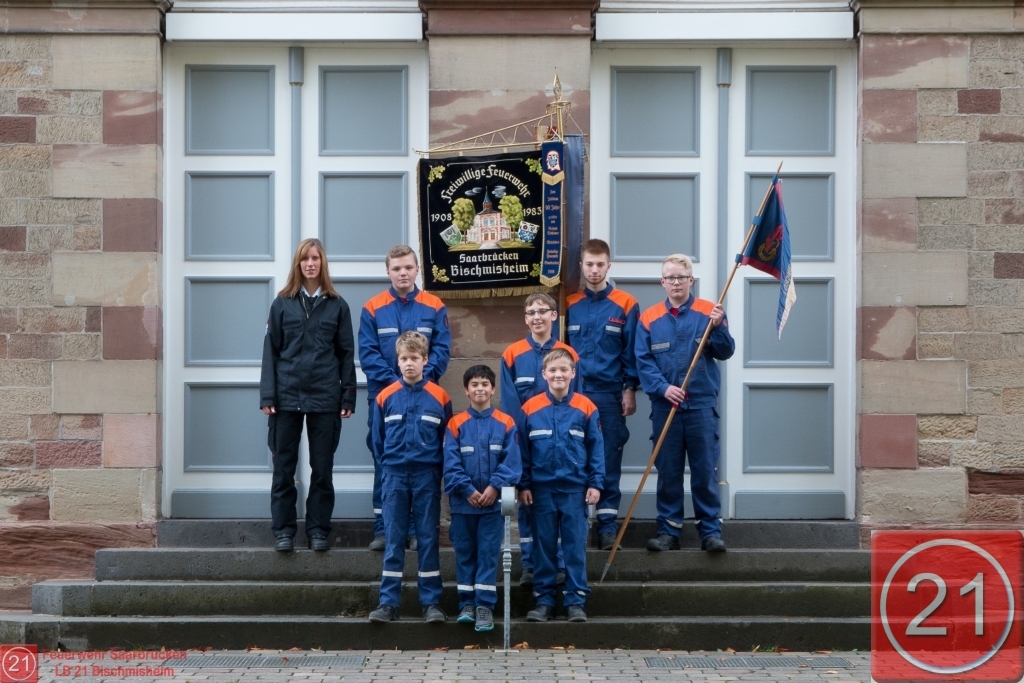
[32,649,872,683]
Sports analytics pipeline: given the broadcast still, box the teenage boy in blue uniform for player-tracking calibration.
[566,239,640,551]
[500,292,578,585]
[635,254,734,553]
[368,331,453,623]
[359,245,450,551]
[519,348,604,623]
[443,364,522,632]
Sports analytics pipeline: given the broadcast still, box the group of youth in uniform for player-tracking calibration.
[259,238,735,630]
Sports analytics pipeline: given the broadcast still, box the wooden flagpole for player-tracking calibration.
[598,161,783,584]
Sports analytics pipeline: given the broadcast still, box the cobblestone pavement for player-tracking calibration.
[34,649,872,683]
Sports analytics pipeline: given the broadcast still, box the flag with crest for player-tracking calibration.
[738,174,796,338]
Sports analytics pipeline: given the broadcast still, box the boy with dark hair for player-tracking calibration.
[368,331,453,623]
[519,348,604,623]
[500,292,579,584]
[443,364,522,632]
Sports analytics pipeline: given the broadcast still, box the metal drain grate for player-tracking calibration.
[646,656,853,669]
[168,654,367,669]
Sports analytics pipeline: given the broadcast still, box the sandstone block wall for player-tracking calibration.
[858,7,1024,531]
[0,7,162,607]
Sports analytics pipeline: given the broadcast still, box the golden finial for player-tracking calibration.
[552,70,563,102]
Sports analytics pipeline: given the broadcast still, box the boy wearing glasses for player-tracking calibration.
[635,254,734,553]
[500,292,579,584]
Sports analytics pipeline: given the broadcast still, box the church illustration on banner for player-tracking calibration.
[440,187,539,250]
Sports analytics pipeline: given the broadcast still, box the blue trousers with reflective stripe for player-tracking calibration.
[587,391,628,536]
[379,467,443,607]
[449,512,503,609]
[518,502,564,571]
[368,398,413,539]
[651,403,721,540]
[530,489,589,607]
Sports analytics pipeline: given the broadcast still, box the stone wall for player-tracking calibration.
[857,2,1024,533]
[0,4,162,607]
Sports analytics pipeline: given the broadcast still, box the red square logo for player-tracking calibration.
[872,531,1023,682]
[0,645,37,683]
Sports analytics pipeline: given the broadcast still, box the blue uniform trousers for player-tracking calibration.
[368,398,413,538]
[518,503,564,571]
[587,391,628,537]
[530,489,590,607]
[379,466,443,607]
[651,403,721,540]
[449,512,503,609]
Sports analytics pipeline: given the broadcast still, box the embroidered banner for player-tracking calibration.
[418,151,549,298]
[540,140,564,288]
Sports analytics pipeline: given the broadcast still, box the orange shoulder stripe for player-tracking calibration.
[417,290,446,312]
[364,290,395,315]
[492,409,516,431]
[521,392,551,416]
[569,393,597,418]
[639,302,668,330]
[691,298,716,316]
[375,380,403,406]
[553,340,580,362]
[425,381,450,407]
[502,338,533,366]
[566,292,585,307]
[447,411,472,436]
[608,288,638,314]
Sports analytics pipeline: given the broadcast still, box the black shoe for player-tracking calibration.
[526,604,553,622]
[647,534,680,551]
[474,606,494,632]
[368,535,385,551]
[274,535,294,553]
[519,570,534,586]
[423,604,446,623]
[598,533,619,551]
[701,536,727,552]
[457,605,476,624]
[556,570,566,586]
[308,533,329,551]
[407,535,418,551]
[566,605,587,623]
[368,604,398,622]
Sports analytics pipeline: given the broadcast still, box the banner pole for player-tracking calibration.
[599,161,782,583]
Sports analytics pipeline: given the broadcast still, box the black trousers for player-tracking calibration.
[269,411,341,537]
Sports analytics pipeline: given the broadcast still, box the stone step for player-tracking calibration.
[155,519,862,549]
[0,613,871,652]
[95,548,870,583]
[32,580,869,619]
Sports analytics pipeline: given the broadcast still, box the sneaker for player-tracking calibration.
[407,535,418,551]
[566,605,587,623]
[701,536,727,553]
[274,535,294,553]
[368,604,399,622]
[457,605,476,624]
[646,534,680,552]
[526,604,553,622]
[368,535,385,551]
[598,533,619,551]
[556,570,566,586]
[518,570,534,586]
[423,604,446,623]
[308,533,329,551]
[474,606,494,632]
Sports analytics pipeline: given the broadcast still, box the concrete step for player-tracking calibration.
[95,548,870,583]
[155,519,862,549]
[0,613,871,652]
[32,580,869,619]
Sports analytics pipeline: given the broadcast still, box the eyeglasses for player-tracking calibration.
[525,308,553,317]
[662,275,692,284]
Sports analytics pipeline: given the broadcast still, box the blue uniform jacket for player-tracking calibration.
[371,378,453,469]
[443,407,522,515]
[520,391,605,493]
[635,295,735,409]
[500,336,581,433]
[358,286,451,398]
[566,284,640,393]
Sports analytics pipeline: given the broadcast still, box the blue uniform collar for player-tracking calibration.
[467,405,494,419]
[389,284,420,303]
[400,377,428,391]
[545,389,574,405]
[584,283,613,301]
[664,294,695,315]
[526,334,557,353]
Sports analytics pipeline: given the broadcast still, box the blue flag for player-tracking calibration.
[738,174,796,338]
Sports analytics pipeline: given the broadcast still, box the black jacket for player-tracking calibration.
[260,292,358,413]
